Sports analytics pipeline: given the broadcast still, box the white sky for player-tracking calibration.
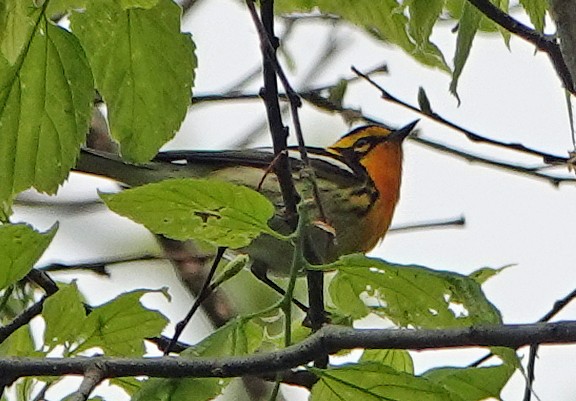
[13,1,576,400]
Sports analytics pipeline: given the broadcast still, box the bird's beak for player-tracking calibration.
[389,120,419,142]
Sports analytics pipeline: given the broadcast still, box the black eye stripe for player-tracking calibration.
[354,136,382,153]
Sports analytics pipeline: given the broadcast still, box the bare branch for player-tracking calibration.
[389,216,465,233]
[465,0,575,93]
[352,66,571,165]
[6,322,576,380]
[165,247,226,355]
[68,364,106,401]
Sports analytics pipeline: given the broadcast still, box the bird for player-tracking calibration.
[76,121,417,279]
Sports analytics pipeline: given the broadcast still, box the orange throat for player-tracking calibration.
[360,142,403,251]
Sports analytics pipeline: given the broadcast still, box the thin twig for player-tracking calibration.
[523,288,576,401]
[165,247,226,355]
[464,0,574,93]
[389,216,465,233]
[39,254,163,276]
[352,66,571,166]
[412,135,576,186]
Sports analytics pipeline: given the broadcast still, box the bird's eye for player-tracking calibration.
[354,137,372,152]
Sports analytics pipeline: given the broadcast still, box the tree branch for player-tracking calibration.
[465,0,575,93]
[68,364,106,401]
[6,322,576,380]
[352,66,571,165]
[245,0,328,345]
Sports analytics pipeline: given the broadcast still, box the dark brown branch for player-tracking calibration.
[5,322,576,380]
[245,0,328,345]
[464,0,574,93]
[247,0,299,223]
[26,269,58,295]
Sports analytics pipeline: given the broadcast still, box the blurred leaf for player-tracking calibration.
[418,86,433,114]
[0,224,57,290]
[75,289,168,356]
[360,349,414,374]
[43,282,86,348]
[520,0,547,32]
[70,0,195,162]
[323,254,502,327]
[450,1,481,101]
[0,6,93,206]
[277,0,449,70]
[327,79,348,108]
[101,178,280,249]
[423,364,515,401]
[310,363,455,401]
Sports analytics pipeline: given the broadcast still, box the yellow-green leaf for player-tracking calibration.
[0,224,57,290]
[101,178,279,249]
[0,5,93,205]
[70,0,195,162]
[323,254,502,327]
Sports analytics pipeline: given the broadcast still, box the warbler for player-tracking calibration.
[76,121,417,276]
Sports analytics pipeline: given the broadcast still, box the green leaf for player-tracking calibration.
[310,363,456,401]
[0,325,36,356]
[70,0,195,162]
[0,6,94,205]
[133,319,263,401]
[132,376,225,401]
[101,178,279,249]
[519,0,547,32]
[406,0,450,72]
[75,289,168,356]
[468,265,513,285]
[324,254,502,327]
[46,0,88,17]
[423,364,515,401]
[43,281,86,348]
[184,318,264,358]
[0,224,57,290]
[277,0,449,71]
[109,377,143,396]
[360,349,414,374]
[450,1,481,101]
[118,0,160,10]
[0,0,38,64]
